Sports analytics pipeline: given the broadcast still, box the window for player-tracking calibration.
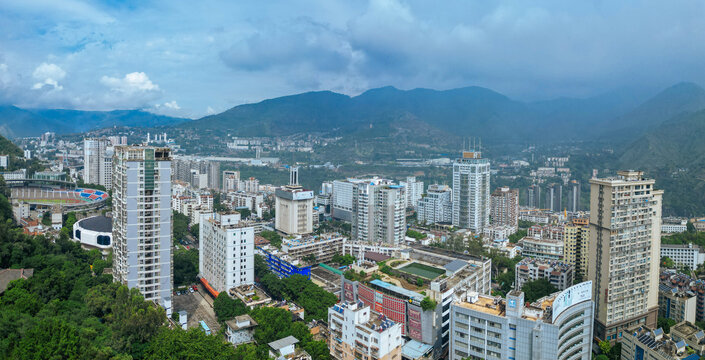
[97,235,111,246]
[75,229,81,239]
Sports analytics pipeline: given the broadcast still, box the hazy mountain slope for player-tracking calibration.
[619,109,705,215]
[182,84,694,144]
[0,107,187,138]
[600,82,705,141]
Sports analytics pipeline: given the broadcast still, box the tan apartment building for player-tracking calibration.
[587,170,663,341]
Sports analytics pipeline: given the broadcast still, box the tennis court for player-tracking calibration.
[398,262,445,280]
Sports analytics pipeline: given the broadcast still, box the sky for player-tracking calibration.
[1,0,704,118]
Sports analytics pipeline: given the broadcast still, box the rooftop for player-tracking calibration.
[369,279,424,302]
[456,294,505,316]
[364,251,391,263]
[629,326,695,360]
[457,291,559,323]
[402,339,434,360]
[0,268,34,293]
[517,258,573,271]
[671,322,705,344]
[281,233,344,248]
[268,335,299,350]
[224,314,258,331]
[76,216,112,233]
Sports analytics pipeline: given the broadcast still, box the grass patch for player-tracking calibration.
[398,262,445,280]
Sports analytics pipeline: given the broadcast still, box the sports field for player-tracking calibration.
[398,262,445,280]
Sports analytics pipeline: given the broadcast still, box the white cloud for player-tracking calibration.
[101,72,160,94]
[161,100,180,110]
[31,62,66,90]
[206,106,216,115]
[96,72,162,109]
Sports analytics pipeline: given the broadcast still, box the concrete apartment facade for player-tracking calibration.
[199,212,255,293]
[587,170,663,341]
[452,151,490,233]
[490,187,519,227]
[275,167,314,235]
[450,282,594,360]
[112,146,172,316]
[328,301,403,360]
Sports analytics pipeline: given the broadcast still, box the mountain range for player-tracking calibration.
[1,82,704,145]
[179,82,705,144]
[0,106,186,138]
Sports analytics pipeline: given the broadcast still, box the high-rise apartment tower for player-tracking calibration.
[112,146,173,316]
[587,170,663,341]
[452,151,490,232]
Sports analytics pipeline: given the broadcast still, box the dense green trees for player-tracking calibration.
[261,230,282,249]
[189,224,199,239]
[255,255,337,321]
[331,253,355,266]
[174,248,199,287]
[406,229,426,240]
[213,293,248,322]
[173,211,190,242]
[662,231,705,248]
[661,256,675,268]
[420,296,437,311]
[658,317,677,333]
[144,328,239,359]
[0,204,243,359]
[521,278,558,303]
[508,230,527,243]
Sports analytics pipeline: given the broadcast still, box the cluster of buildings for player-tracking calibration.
[172,182,214,225]
[21,132,705,360]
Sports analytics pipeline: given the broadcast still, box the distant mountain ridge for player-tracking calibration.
[0,106,187,138]
[181,82,705,144]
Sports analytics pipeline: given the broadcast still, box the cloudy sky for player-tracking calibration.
[1,0,704,118]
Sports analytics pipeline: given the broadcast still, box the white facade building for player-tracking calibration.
[662,220,688,234]
[332,179,355,221]
[199,212,255,293]
[452,151,490,233]
[112,146,172,316]
[352,180,406,245]
[222,170,240,192]
[275,167,314,235]
[400,176,424,209]
[328,301,403,360]
[83,138,113,189]
[450,282,594,360]
[73,215,112,254]
[660,243,705,270]
[417,184,452,225]
[482,224,517,241]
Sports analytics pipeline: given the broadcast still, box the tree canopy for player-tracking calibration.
[521,278,558,303]
[174,248,199,287]
[213,293,248,322]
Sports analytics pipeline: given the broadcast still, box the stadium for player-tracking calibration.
[11,187,110,211]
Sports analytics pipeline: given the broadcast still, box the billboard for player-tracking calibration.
[552,281,592,322]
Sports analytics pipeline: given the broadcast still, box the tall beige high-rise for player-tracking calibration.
[587,170,662,341]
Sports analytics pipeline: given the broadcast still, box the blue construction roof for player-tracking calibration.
[369,279,423,301]
[402,339,433,359]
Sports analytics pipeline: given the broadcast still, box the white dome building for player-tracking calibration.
[73,216,112,254]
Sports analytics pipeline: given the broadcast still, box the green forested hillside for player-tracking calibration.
[619,109,705,216]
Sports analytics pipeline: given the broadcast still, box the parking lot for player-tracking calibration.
[172,284,220,333]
